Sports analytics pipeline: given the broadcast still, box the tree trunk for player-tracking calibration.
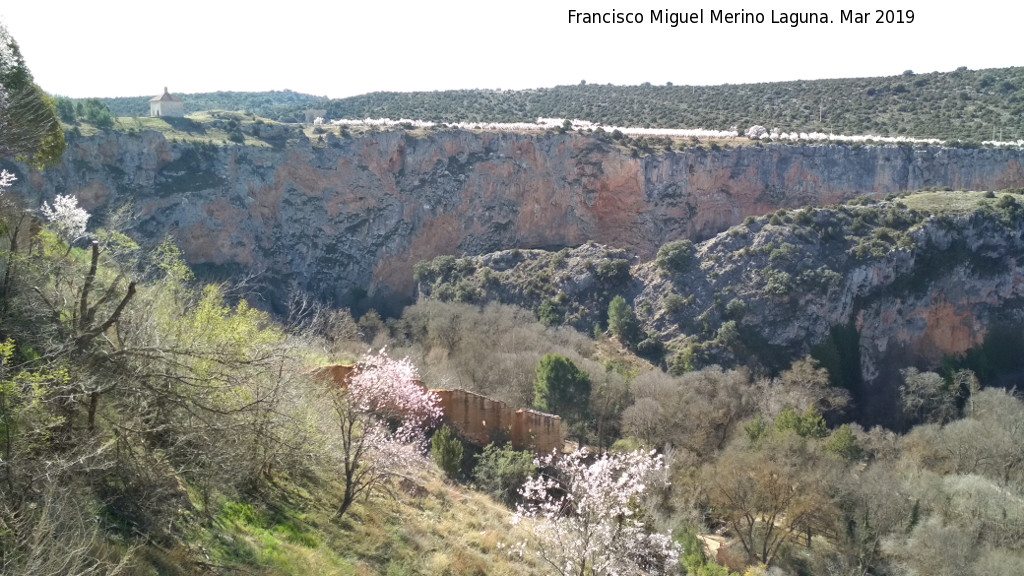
[337,488,355,518]
[87,390,99,432]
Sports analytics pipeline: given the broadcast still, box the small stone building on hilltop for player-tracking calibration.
[149,87,184,117]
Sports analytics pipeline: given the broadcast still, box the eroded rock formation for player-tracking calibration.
[9,129,1023,310]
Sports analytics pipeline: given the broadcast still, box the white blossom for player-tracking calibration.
[331,348,441,517]
[512,448,680,576]
[0,169,14,195]
[746,125,767,140]
[325,114,960,145]
[40,194,89,243]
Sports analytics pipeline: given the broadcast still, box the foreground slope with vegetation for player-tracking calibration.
[0,169,556,575]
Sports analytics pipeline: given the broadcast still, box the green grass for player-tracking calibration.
[105,113,275,146]
[174,468,543,576]
[900,190,1007,214]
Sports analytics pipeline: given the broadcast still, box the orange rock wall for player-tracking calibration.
[17,130,1024,311]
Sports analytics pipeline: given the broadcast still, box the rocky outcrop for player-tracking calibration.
[417,194,1024,425]
[8,129,1024,310]
[632,198,1024,424]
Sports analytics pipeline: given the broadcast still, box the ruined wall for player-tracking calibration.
[432,389,563,454]
[308,363,355,386]
[311,365,563,454]
[509,408,564,455]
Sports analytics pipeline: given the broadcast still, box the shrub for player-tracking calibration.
[537,299,562,327]
[430,424,464,479]
[716,320,741,350]
[472,443,536,505]
[775,406,828,439]
[596,259,631,284]
[608,296,640,345]
[635,337,665,361]
[669,345,697,375]
[762,269,793,296]
[768,242,797,262]
[357,310,386,343]
[825,424,863,460]
[663,294,686,315]
[655,239,695,274]
[454,280,478,303]
[724,298,747,320]
[794,208,814,225]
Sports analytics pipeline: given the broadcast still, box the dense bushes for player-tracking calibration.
[655,239,695,274]
[309,67,1024,142]
[472,443,536,505]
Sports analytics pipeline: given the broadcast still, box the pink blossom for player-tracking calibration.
[512,448,681,576]
[333,348,441,517]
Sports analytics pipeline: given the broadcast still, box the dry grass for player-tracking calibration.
[106,113,276,147]
[900,190,1006,214]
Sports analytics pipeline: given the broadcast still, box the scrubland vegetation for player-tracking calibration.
[81,67,1024,144]
[316,68,1024,144]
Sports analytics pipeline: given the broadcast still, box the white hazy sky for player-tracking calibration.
[2,1,1020,99]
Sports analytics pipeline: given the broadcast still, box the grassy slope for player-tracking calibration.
[109,115,271,146]
[140,466,542,575]
[899,189,1019,214]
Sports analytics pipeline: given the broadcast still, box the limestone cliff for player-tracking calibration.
[415,192,1024,425]
[8,129,1024,310]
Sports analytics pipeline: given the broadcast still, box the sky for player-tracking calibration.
[1,0,1020,100]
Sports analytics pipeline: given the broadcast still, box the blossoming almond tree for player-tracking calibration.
[40,193,89,244]
[512,448,681,576]
[331,348,441,518]
[0,169,14,192]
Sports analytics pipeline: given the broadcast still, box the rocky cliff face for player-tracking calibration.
[10,129,1024,310]
[414,193,1024,425]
